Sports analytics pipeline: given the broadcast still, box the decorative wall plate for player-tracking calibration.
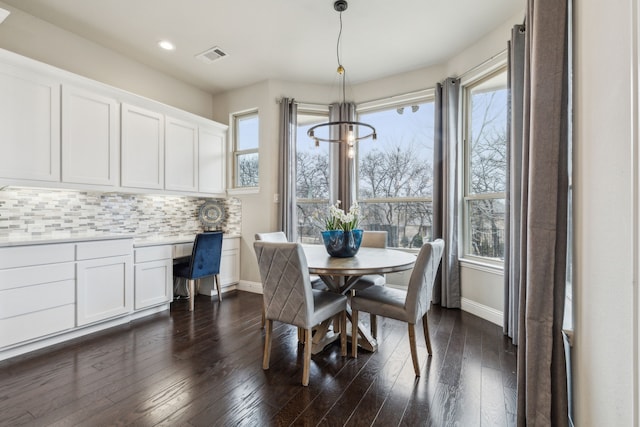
[199,201,225,228]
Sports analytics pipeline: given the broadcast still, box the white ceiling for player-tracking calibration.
[1,0,524,95]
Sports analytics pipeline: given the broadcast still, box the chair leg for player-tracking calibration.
[422,313,432,355]
[302,327,312,386]
[261,303,265,329]
[263,319,272,370]
[214,274,222,302]
[188,279,195,312]
[408,323,420,377]
[351,309,359,358]
[371,314,377,340]
[340,311,347,356]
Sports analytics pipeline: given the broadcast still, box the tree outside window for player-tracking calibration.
[464,70,508,260]
[233,111,259,188]
[296,112,330,243]
[357,101,435,249]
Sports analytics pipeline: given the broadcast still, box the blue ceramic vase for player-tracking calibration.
[321,229,363,258]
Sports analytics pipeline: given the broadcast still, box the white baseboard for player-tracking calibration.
[237,280,263,294]
[460,297,503,326]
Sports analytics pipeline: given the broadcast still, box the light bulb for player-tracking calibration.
[347,146,355,158]
[347,125,355,144]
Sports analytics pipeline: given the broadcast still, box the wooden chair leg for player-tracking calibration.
[408,323,420,377]
[215,274,222,302]
[263,319,272,370]
[422,313,432,355]
[340,311,347,356]
[351,309,359,358]
[302,327,312,386]
[371,314,377,340]
[298,327,305,344]
[189,279,195,312]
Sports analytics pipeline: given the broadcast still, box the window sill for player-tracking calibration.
[227,186,260,196]
[459,257,504,275]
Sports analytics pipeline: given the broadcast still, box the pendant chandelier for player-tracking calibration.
[307,0,377,158]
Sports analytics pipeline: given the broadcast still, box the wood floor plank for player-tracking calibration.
[0,291,517,427]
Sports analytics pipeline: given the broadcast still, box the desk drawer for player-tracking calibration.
[135,245,172,263]
[76,239,132,260]
[172,243,193,259]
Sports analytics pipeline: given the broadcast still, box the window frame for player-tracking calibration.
[461,63,508,265]
[231,109,259,190]
[356,89,436,252]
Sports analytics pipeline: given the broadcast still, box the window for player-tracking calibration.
[233,111,259,188]
[463,68,508,261]
[296,110,330,243]
[357,99,435,249]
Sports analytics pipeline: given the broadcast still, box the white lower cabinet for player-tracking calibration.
[134,245,172,310]
[0,247,76,348]
[76,239,133,326]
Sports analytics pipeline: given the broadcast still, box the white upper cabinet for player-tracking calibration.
[0,62,60,182]
[121,103,165,190]
[62,85,119,186]
[198,125,226,194]
[165,116,198,192]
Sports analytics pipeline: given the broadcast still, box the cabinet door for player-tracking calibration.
[198,126,226,194]
[121,103,164,189]
[0,62,60,182]
[62,85,119,186]
[220,237,240,286]
[134,259,172,310]
[165,116,198,192]
[76,255,133,326]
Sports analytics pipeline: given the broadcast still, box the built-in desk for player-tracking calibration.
[133,234,241,297]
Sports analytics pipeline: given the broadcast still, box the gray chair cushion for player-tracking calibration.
[350,285,410,322]
[311,289,347,326]
[351,239,445,324]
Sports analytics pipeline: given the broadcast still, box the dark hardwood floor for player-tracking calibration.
[0,291,517,426]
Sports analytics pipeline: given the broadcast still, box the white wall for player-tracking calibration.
[573,0,637,425]
[0,1,213,118]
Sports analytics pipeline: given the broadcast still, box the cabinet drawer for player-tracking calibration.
[76,239,132,260]
[134,245,172,263]
[0,244,75,269]
[222,237,239,251]
[0,304,75,348]
[0,280,75,319]
[0,262,75,291]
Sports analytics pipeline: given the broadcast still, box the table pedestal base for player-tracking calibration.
[310,310,378,355]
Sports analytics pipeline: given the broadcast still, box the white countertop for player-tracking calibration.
[0,232,241,248]
[0,233,133,248]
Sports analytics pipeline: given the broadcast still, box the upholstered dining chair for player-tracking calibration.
[173,231,224,311]
[351,239,445,377]
[352,230,388,289]
[254,241,347,386]
[254,231,325,329]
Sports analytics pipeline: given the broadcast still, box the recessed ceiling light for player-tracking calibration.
[158,40,175,51]
[0,8,10,24]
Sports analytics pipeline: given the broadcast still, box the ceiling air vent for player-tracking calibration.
[196,46,228,64]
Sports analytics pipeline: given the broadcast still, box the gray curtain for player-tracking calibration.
[432,78,461,308]
[328,102,357,212]
[512,1,570,425]
[504,25,525,344]
[277,98,298,241]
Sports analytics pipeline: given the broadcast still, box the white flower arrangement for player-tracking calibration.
[324,200,360,231]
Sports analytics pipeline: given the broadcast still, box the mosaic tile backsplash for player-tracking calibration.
[0,187,241,239]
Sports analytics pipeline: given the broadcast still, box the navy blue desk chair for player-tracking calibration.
[174,231,223,311]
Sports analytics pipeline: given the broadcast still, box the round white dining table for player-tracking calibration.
[302,244,417,353]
